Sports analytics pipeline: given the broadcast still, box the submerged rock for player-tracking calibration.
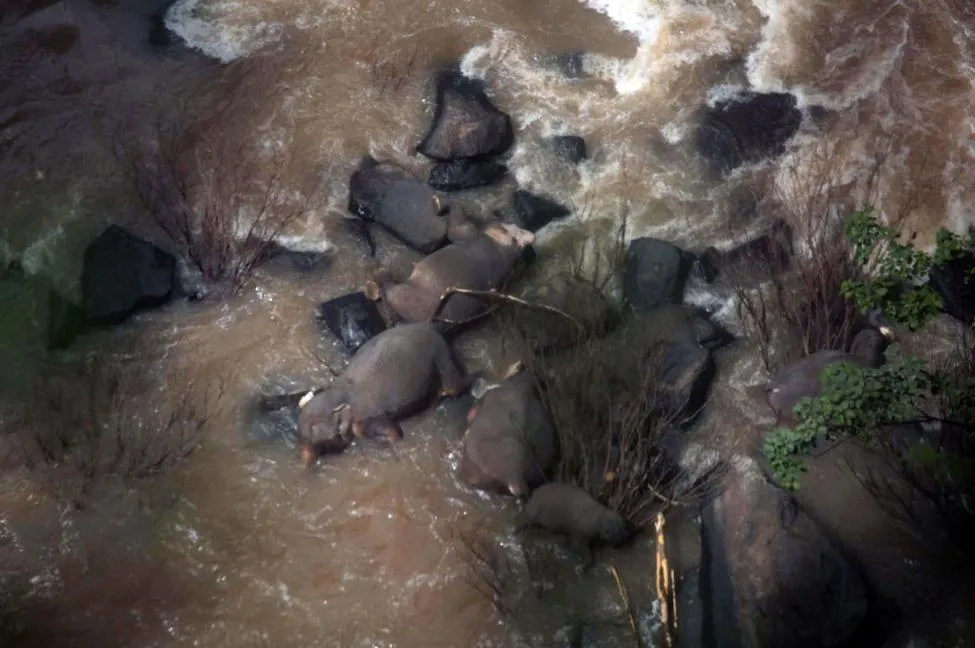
[624,238,691,311]
[509,190,571,232]
[702,455,869,648]
[428,159,507,191]
[535,52,588,79]
[544,135,588,164]
[928,248,975,324]
[695,91,802,175]
[417,70,514,161]
[699,219,794,285]
[81,225,180,326]
[317,291,387,354]
[348,158,448,253]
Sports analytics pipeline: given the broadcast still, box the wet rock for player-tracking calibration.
[696,91,802,175]
[509,190,572,232]
[417,70,514,161]
[256,240,330,273]
[317,291,387,354]
[702,219,794,285]
[928,248,975,324]
[702,455,869,648]
[149,9,173,47]
[536,52,588,79]
[428,159,507,191]
[0,271,85,350]
[624,238,691,311]
[655,339,716,424]
[514,272,615,353]
[348,158,448,253]
[81,225,179,326]
[544,135,588,164]
[605,306,723,424]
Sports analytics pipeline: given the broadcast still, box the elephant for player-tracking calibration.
[457,361,558,498]
[366,221,534,327]
[347,157,479,254]
[765,324,895,425]
[296,323,468,465]
[515,482,633,568]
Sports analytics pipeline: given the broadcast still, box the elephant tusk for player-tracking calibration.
[879,325,895,341]
[298,390,316,409]
[502,360,526,380]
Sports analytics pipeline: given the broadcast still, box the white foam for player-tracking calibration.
[581,0,662,43]
[165,0,283,63]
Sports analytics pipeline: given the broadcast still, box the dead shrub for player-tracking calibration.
[527,329,718,530]
[452,518,516,620]
[1,344,220,492]
[112,62,324,295]
[725,139,924,372]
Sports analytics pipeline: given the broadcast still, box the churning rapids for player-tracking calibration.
[1,0,974,646]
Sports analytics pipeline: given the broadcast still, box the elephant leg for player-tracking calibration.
[568,536,595,571]
[435,348,468,398]
[362,416,404,443]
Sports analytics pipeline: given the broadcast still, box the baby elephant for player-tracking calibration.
[297,323,467,465]
[369,221,535,326]
[515,482,633,568]
[458,361,558,498]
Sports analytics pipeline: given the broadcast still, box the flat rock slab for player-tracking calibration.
[317,291,387,354]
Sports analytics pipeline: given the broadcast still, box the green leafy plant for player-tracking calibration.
[764,350,931,490]
[840,209,973,330]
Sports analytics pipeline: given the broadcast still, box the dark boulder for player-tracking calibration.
[696,91,802,175]
[544,135,588,164]
[317,291,387,354]
[624,238,691,311]
[510,190,571,232]
[928,249,975,324]
[702,219,794,285]
[428,159,507,191]
[348,158,448,253]
[81,225,179,326]
[702,455,869,648]
[417,70,514,161]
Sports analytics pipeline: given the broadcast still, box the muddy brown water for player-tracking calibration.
[2,0,975,645]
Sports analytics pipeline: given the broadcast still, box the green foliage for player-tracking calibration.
[840,209,974,330]
[764,349,931,490]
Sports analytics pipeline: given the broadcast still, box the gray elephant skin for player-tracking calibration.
[515,482,633,568]
[297,323,467,464]
[458,362,559,497]
[378,221,534,326]
[765,327,892,425]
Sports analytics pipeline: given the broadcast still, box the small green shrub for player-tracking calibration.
[840,209,974,330]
